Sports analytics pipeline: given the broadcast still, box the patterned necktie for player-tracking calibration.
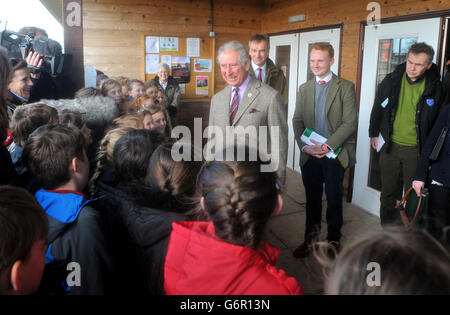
[258,68,262,81]
[230,87,240,124]
[318,80,326,85]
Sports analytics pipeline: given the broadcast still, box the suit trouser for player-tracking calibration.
[379,142,419,226]
[301,156,345,243]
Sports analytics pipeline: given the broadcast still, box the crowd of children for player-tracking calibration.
[1,46,450,295]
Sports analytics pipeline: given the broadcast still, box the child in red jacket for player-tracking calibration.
[164,146,303,295]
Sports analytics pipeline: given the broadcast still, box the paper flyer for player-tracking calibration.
[172,57,190,83]
[160,37,178,52]
[145,36,159,53]
[186,38,200,57]
[194,58,211,72]
[145,54,159,74]
[300,128,341,159]
[196,76,209,95]
[161,55,172,68]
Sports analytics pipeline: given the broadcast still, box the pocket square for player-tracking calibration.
[249,108,260,114]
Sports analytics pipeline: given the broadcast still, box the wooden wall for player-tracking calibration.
[83,0,450,92]
[263,0,450,85]
[83,0,263,93]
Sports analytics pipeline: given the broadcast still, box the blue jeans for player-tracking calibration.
[301,156,345,243]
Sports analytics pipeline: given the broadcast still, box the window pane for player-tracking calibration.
[275,45,291,93]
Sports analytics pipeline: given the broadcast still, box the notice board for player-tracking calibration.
[144,35,215,100]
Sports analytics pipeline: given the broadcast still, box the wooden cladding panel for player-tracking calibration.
[263,0,450,84]
[83,0,263,92]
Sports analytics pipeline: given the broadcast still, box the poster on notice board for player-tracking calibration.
[172,57,190,84]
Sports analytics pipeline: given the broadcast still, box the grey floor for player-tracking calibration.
[268,168,383,295]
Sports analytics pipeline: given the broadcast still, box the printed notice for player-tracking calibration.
[160,37,178,52]
[161,55,172,68]
[186,38,200,57]
[196,76,209,95]
[194,58,211,72]
[145,36,159,53]
[145,54,160,74]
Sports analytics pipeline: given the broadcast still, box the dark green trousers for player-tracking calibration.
[379,142,419,226]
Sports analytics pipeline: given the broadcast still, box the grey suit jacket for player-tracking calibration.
[292,74,357,169]
[207,77,288,183]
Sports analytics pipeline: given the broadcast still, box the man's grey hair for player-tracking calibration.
[217,41,250,66]
[408,42,435,65]
[158,63,170,72]
[249,34,270,50]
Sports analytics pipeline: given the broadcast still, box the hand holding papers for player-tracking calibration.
[301,128,342,159]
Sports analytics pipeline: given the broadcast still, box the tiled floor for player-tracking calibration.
[268,168,383,295]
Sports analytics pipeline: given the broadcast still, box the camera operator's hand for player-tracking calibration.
[26,51,44,79]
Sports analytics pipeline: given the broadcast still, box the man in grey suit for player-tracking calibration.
[207,40,288,183]
[292,42,357,258]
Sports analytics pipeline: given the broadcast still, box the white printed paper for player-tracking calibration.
[145,36,159,53]
[160,37,178,51]
[186,38,200,57]
[145,54,160,74]
[161,55,172,67]
[377,132,385,152]
[300,128,341,159]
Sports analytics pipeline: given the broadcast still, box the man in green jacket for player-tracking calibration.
[292,42,357,259]
[248,34,288,105]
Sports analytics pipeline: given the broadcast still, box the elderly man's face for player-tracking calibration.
[157,68,169,83]
[219,49,250,87]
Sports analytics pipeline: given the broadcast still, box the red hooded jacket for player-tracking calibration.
[164,221,303,295]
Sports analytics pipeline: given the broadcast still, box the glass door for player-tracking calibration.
[269,34,299,171]
[353,18,441,216]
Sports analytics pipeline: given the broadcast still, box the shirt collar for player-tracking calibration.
[251,60,267,73]
[232,74,251,91]
[315,72,333,84]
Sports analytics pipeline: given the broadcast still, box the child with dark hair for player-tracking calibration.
[319,227,450,294]
[96,133,205,294]
[7,103,59,191]
[22,124,114,295]
[0,186,48,295]
[164,146,303,295]
[59,109,93,145]
[92,129,167,294]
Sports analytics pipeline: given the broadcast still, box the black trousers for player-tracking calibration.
[301,156,345,243]
[428,184,450,247]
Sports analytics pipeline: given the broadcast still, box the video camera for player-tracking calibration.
[0,29,72,77]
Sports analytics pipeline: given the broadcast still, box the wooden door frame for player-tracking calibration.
[62,0,84,90]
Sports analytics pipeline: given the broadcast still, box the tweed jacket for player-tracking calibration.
[292,73,358,169]
[208,77,288,183]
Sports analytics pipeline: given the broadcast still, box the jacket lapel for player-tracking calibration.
[325,74,339,115]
